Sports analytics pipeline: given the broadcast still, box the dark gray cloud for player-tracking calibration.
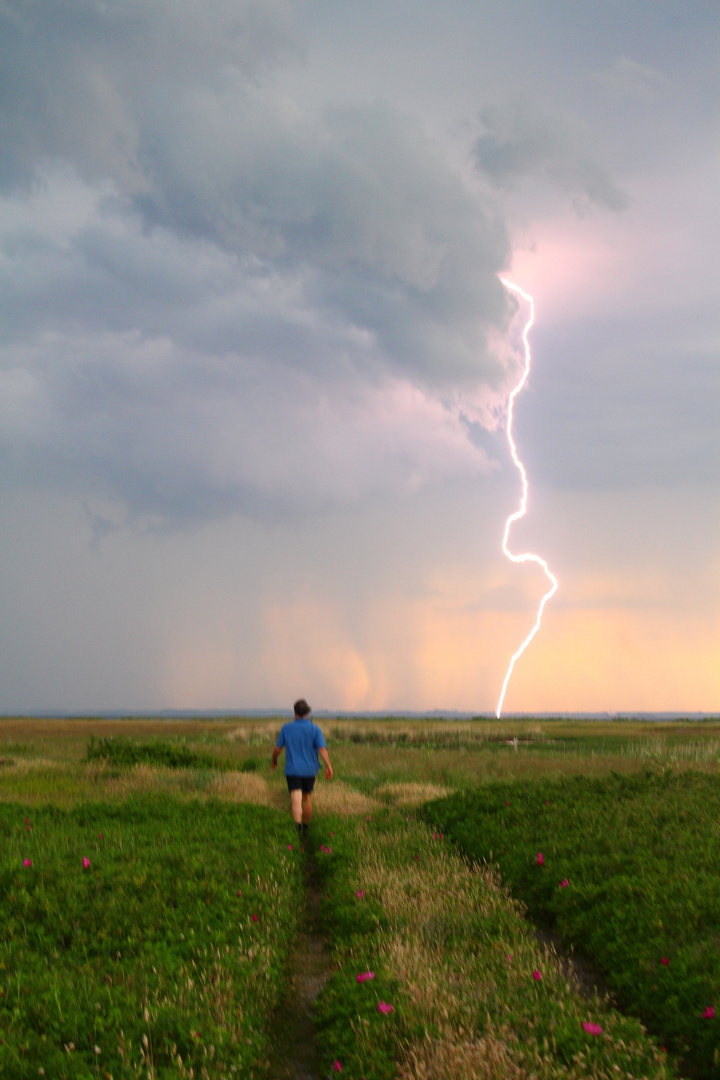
[0,0,513,388]
[0,171,501,527]
[133,96,512,385]
[473,101,628,213]
[0,0,299,190]
[0,2,524,525]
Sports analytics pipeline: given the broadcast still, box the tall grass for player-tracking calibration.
[314,813,669,1080]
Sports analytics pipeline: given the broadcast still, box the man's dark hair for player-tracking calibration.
[293,698,311,718]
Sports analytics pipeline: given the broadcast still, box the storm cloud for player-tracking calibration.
[1,0,718,714]
[0,0,523,524]
[473,100,628,213]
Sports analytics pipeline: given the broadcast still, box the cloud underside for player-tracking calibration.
[473,101,628,213]
[0,0,628,524]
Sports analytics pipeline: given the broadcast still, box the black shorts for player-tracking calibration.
[286,775,316,794]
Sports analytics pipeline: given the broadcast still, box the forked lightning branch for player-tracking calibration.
[496,278,558,718]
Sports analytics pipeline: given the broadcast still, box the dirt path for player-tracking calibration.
[265,850,331,1080]
[534,924,613,1003]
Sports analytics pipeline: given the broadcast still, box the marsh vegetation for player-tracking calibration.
[1,714,719,1077]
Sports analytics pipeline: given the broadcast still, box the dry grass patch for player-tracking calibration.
[6,757,63,773]
[307,781,380,816]
[102,763,273,805]
[226,722,277,745]
[104,762,172,797]
[399,1026,528,1080]
[376,781,449,805]
[327,720,546,747]
[208,770,271,804]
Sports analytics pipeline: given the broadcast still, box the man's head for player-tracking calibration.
[293,698,311,718]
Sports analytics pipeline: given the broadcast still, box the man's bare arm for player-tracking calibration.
[319,747,333,780]
[271,745,283,770]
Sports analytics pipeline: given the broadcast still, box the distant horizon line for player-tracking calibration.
[2,709,718,722]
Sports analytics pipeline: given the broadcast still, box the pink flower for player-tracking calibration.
[532,970,542,981]
[702,1006,715,1019]
[440,833,444,840]
[332,1061,343,1072]
[330,832,334,837]
[366,814,371,821]
[25,817,30,831]
[504,800,510,806]
[433,833,438,840]
[23,858,31,867]
[546,800,550,805]
[414,855,419,861]
[237,890,243,897]
[82,857,90,869]
[378,1002,394,1014]
[287,844,293,850]
[506,954,513,961]
[536,853,544,866]
[559,878,569,888]
[582,1022,603,1036]
[356,971,375,983]
[661,957,669,966]
[356,890,365,899]
[252,914,258,922]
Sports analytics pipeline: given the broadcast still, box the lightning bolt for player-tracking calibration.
[496,278,558,718]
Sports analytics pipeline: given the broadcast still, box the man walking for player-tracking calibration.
[271,699,333,837]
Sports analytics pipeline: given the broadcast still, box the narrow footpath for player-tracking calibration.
[265,849,331,1080]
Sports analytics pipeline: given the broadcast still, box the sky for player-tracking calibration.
[1,0,718,715]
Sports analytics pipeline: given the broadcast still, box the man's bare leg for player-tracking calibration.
[290,789,303,826]
[302,792,312,825]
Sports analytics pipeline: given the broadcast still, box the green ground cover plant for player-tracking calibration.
[4,717,720,1078]
[311,810,669,1079]
[0,797,301,1079]
[422,770,720,1078]
[85,735,241,773]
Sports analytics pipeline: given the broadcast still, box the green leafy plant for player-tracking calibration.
[85,735,229,772]
[423,770,720,1078]
[0,797,301,1078]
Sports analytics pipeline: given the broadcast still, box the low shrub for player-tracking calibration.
[240,757,263,773]
[85,734,227,771]
[0,797,301,1078]
[423,770,720,1077]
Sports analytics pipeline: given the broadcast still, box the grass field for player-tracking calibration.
[1,714,720,1077]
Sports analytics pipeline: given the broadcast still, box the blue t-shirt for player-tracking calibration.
[276,718,327,777]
